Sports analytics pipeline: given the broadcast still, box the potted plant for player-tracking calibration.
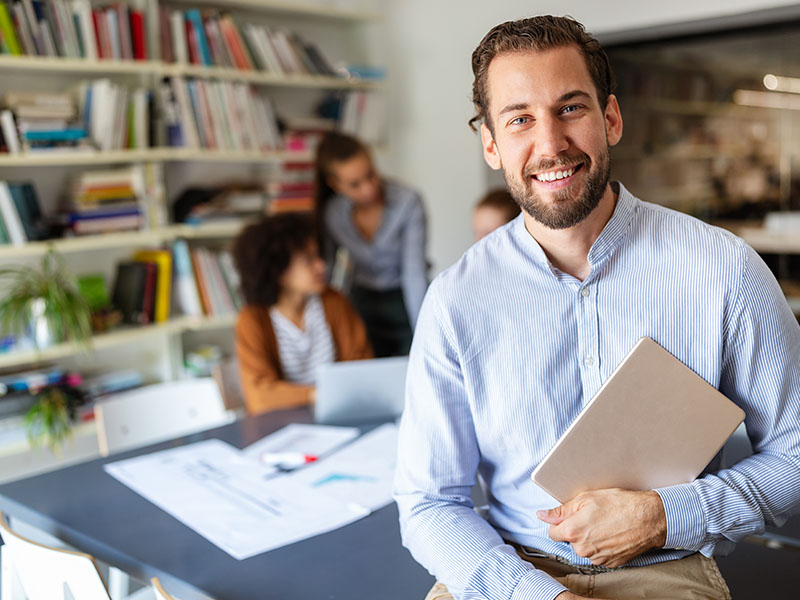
[0,248,92,450]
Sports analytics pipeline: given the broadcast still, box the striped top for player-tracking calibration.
[394,182,800,600]
[324,180,428,327]
[269,295,335,385]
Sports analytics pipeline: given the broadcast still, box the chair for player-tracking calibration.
[95,378,234,457]
[0,510,111,600]
[150,578,176,600]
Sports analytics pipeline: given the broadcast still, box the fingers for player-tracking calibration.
[536,504,567,525]
[547,522,568,543]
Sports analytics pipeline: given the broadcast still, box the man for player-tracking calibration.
[394,15,800,600]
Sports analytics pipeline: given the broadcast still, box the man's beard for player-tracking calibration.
[504,147,611,230]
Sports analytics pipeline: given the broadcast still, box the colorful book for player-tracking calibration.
[0,0,23,54]
[134,249,172,323]
[172,239,203,317]
[0,181,26,245]
[185,10,210,66]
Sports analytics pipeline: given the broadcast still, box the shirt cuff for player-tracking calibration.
[654,483,707,551]
[510,569,568,600]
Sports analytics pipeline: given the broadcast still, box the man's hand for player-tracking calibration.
[537,488,667,568]
[555,592,605,600]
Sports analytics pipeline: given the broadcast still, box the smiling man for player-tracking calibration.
[394,15,800,600]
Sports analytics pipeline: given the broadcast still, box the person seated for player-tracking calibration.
[314,131,428,357]
[472,187,521,241]
[233,213,372,415]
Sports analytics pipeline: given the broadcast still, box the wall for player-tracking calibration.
[381,0,800,274]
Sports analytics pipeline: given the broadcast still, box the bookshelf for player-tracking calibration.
[0,0,385,477]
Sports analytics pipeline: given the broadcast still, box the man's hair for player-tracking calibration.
[476,188,520,222]
[232,213,316,307]
[469,15,616,134]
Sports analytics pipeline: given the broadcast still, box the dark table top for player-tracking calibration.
[0,408,435,600]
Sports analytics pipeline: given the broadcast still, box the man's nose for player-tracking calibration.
[535,116,569,157]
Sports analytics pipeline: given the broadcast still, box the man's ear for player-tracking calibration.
[604,94,623,147]
[481,123,502,171]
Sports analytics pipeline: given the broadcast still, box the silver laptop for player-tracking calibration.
[531,337,745,503]
[314,357,408,425]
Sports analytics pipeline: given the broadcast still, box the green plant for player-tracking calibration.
[23,387,72,451]
[0,248,92,348]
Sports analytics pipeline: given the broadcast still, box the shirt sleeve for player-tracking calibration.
[400,192,429,329]
[394,281,568,600]
[655,243,800,554]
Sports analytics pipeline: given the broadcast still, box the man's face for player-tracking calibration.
[480,45,622,230]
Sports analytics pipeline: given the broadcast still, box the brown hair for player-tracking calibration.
[469,15,616,133]
[476,188,520,222]
[313,131,371,249]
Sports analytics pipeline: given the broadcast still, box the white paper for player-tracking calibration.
[286,423,399,512]
[104,439,367,560]
[242,423,359,466]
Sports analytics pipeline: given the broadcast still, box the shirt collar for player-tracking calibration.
[511,181,639,276]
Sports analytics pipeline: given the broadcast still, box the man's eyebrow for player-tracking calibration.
[496,90,594,119]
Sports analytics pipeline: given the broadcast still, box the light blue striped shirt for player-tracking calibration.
[324,180,428,327]
[394,182,800,600]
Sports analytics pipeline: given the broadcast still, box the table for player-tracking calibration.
[0,408,435,600]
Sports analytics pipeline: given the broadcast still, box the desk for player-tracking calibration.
[0,408,435,600]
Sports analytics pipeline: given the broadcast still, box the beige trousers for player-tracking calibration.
[424,551,731,600]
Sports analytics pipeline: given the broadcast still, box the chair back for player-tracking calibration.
[95,378,232,457]
[0,512,110,600]
[150,577,176,600]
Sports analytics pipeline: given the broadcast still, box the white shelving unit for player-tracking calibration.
[0,0,383,479]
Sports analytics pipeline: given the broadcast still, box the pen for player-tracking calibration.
[260,452,318,468]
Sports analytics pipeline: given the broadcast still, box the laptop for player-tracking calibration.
[531,337,745,503]
[314,356,409,425]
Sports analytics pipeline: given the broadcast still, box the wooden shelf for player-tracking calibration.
[0,148,314,167]
[0,222,251,258]
[0,55,162,75]
[0,316,236,370]
[163,0,381,21]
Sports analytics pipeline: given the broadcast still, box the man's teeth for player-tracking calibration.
[535,167,576,182]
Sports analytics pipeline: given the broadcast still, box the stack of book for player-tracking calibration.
[111,248,171,325]
[180,187,269,226]
[339,92,387,146]
[158,77,281,151]
[64,167,145,235]
[159,7,337,78]
[0,0,149,60]
[78,79,152,151]
[0,179,47,245]
[1,91,89,154]
[266,161,315,214]
[172,239,242,318]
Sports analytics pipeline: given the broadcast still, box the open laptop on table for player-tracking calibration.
[314,356,409,425]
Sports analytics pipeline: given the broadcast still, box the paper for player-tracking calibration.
[287,424,399,512]
[242,423,359,467]
[105,439,367,560]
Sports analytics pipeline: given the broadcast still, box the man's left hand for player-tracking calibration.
[537,489,667,568]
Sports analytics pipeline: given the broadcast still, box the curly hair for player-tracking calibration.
[469,15,616,134]
[232,213,316,307]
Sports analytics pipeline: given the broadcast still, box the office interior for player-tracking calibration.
[0,0,799,598]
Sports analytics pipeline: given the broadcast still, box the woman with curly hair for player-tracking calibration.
[232,213,372,415]
[314,132,428,357]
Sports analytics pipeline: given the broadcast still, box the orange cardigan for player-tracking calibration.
[235,288,373,415]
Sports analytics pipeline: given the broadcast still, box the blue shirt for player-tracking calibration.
[324,180,428,327]
[394,182,800,600]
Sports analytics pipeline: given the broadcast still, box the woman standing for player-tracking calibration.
[315,132,428,357]
[233,213,372,415]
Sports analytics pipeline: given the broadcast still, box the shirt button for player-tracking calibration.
[584,356,594,367]
[580,288,590,297]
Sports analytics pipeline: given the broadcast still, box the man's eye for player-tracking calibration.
[562,105,582,114]
[510,116,530,126]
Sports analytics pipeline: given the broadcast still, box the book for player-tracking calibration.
[169,9,186,64]
[0,109,20,153]
[11,1,37,56]
[172,238,203,317]
[0,0,23,54]
[129,8,145,60]
[112,261,148,324]
[71,0,97,60]
[7,182,46,240]
[185,10,210,66]
[134,249,172,323]
[0,181,26,244]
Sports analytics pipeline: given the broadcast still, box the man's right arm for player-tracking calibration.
[393,281,568,600]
